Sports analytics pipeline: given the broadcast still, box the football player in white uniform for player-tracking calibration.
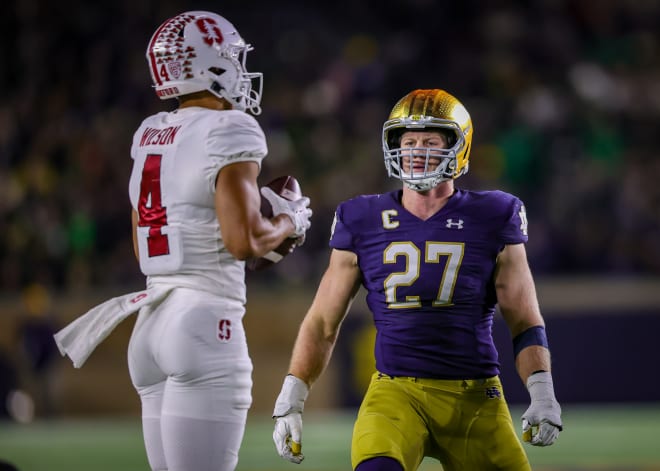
[128,11,313,471]
[56,10,312,471]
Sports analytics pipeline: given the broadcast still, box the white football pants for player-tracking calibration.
[128,287,253,471]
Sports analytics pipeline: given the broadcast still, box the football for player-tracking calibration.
[246,175,304,271]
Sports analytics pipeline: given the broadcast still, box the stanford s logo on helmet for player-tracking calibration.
[196,18,224,46]
[382,89,473,192]
[146,11,263,115]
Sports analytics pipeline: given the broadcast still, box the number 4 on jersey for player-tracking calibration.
[138,154,170,257]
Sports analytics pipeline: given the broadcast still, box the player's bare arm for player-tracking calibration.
[272,248,361,464]
[496,242,562,445]
[215,161,296,260]
[289,248,361,385]
[495,243,550,382]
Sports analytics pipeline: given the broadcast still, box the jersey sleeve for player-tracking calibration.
[498,195,529,245]
[204,111,268,190]
[329,203,355,251]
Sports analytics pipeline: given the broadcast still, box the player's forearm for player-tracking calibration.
[288,316,339,387]
[515,344,552,384]
[244,214,295,258]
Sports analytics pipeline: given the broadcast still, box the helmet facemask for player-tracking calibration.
[383,118,468,192]
[207,43,263,114]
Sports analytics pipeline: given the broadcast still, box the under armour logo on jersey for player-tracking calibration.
[486,386,501,399]
[445,218,464,229]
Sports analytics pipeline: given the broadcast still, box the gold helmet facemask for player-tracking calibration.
[382,89,473,192]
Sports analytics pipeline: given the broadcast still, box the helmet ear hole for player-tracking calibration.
[387,129,404,149]
[210,81,222,94]
[440,129,457,147]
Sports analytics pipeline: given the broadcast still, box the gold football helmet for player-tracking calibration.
[382,89,473,191]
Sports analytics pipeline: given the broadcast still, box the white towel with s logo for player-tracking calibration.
[53,286,173,368]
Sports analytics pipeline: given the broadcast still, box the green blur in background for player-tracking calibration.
[1,405,660,471]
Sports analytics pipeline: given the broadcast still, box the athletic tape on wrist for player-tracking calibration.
[513,325,548,358]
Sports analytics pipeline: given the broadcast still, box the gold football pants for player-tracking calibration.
[351,373,530,471]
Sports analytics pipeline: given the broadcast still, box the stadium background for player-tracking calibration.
[1,0,659,469]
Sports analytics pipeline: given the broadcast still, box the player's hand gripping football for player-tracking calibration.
[260,187,312,240]
[521,371,563,446]
[273,375,309,464]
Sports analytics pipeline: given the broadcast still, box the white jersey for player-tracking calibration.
[128,107,267,304]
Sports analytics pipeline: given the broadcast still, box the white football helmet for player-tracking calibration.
[146,11,263,114]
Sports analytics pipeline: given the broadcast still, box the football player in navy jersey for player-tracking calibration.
[272,89,562,471]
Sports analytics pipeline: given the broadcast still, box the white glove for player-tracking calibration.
[260,187,312,239]
[521,371,562,446]
[273,375,309,464]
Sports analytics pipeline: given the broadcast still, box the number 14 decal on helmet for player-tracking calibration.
[138,154,170,257]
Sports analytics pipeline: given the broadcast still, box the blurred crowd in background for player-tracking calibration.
[1,0,660,295]
[1,0,660,426]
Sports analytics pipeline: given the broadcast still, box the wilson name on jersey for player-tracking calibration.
[128,108,267,301]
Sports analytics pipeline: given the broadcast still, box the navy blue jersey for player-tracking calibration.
[329,188,528,379]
